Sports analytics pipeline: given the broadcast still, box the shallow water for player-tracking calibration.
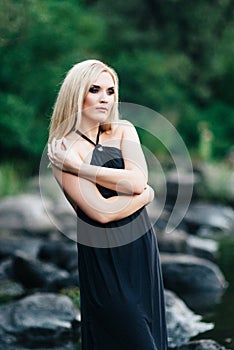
[194,235,234,349]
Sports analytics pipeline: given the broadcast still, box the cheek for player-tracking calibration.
[83,94,96,108]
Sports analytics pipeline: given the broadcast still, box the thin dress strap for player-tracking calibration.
[95,125,101,145]
[75,126,103,150]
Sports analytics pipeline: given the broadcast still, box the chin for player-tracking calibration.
[96,114,109,123]
[84,112,110,125]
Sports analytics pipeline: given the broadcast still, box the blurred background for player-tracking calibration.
[0,0,233,188]
[0,1,234,349]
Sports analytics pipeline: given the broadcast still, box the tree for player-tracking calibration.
[0,0,107,171]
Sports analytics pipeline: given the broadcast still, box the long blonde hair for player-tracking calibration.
[49,59,119,141]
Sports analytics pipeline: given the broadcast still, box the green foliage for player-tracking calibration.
[60,286,80,310]
[60,286,81,349]
[0,280,24,304]
[0,94,34,152]
[115,51,191,112]
[0,162,26,197]
[0,0,233,175]
[0,0,107,170]
[204,103,234,157]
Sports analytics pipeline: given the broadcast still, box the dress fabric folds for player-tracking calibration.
[76,145,168,350]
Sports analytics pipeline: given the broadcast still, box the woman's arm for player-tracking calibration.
[52,166,154,224]
[48,121,148,195]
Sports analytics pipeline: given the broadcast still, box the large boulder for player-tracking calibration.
[161,254,227,310]
[12,252,71,290]
[186,235,219,262]
[29,174,77,240]
[38,241,78,272]
[165,290,213,348]
[156,229,219,262]
[156,229,188,254]
[165,171,200,206]
[183,203,234,236]
[161,254,226,292]
[0,293,80,346]
[0,236,42,260]
[0,194,58,234]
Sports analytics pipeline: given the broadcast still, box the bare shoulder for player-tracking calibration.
[113,120,136,136]
[114,120,140,143]
[117,119,135,129]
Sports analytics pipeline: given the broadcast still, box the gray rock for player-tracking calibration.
[179,289,225,313]
[0,236,42,260]
[165,290,213,348]
[156,228,219,262]
[177,339,226,349]
[186,236,219,261]
[29,174,78,240]
[0,194,58,234]
[0,280,25,303]
[28,174,62,201]
[12,252,70,290]
[161,254,227,293]
[0,293,80,345]
[52,197,77,236]
[183,203,234,236]
[161,254,227,311]
[38,241,78,272]
[0,258,14,280]
[166,171,200,205]
[157,229,188,254]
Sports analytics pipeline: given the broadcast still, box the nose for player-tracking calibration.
[99,90,109,103]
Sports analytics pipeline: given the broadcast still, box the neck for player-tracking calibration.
[77,120,100,139]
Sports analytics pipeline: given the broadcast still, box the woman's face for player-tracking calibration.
[82,71,115,124]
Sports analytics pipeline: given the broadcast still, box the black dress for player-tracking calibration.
[75,128,168,350]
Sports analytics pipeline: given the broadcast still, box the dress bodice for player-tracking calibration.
[91,146,124,198]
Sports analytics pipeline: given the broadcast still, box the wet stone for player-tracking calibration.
[0,293,80,346]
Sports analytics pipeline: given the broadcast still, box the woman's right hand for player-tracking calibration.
[48,137,82,174]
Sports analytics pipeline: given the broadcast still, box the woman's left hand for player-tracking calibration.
[47,137,82,173]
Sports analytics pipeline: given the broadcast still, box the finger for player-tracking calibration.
[61,137,68,150]
[47,152,54,163]
[51,138,57,154]
[57,138,66,152]
[60,138,67,151]
[47,142,52,155]
[47,143,56,162]
[51,137,63,155]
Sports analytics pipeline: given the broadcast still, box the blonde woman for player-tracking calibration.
[48,59,168,350]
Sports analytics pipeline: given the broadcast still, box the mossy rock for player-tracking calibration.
[0,280,25,303]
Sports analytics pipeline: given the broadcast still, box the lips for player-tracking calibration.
[96,107,108,112]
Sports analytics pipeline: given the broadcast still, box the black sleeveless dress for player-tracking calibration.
[75,128,168,350]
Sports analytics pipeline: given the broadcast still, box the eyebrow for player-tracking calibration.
[91,84,115,89]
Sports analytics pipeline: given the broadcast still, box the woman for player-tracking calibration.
[48,59,168,350]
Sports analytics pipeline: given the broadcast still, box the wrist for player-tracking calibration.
[62,159,79,175]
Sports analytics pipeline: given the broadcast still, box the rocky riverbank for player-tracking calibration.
[0,172,233,349]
